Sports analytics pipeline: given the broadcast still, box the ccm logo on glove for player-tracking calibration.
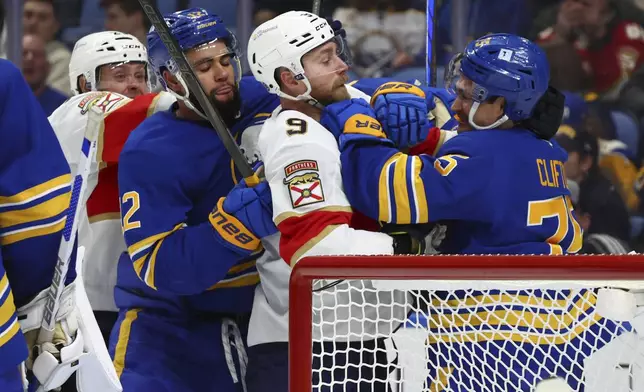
[209,198,260,251]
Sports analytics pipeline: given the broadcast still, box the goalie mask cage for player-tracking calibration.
[289,255,644,392]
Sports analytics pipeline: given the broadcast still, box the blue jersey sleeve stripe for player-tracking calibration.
[0,215,67,246]
[136,223,185,290]
[127,226,181,260]
[0,191,70,231]
[0,174,71,208]
[412,156,429,223]
[0,317,20,348]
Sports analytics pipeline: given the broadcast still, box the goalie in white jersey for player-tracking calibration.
[48,31,175,344]
[244,11,452,392]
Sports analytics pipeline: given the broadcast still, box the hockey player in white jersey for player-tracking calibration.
[48,31,175,344]
[245,11,451,391]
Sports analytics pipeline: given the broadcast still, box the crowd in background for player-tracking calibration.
[1,0,644,255]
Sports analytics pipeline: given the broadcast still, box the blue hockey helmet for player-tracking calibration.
[445,33,550,128]
[147,8,242,111]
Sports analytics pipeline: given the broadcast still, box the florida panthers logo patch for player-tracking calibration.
[283,160,324,208]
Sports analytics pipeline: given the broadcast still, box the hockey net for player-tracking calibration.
[289,255,644,392]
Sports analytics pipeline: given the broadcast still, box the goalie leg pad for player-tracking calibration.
[109,308,249,392]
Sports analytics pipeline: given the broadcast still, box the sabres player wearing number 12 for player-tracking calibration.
[110,9,279,392]
[0,59,73,391]
[324,34,633,391]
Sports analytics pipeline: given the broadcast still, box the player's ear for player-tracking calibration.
[278,67,298,91]
[78,75,89,93]
[162,69,185,96]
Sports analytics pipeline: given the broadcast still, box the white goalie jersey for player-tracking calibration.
[245,86,409,346]
[49,91,175,311]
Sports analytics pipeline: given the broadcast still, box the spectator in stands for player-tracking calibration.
[100,0,152,46]
[556,125,632,242]
[22,33,67,116]
[536,0,644,102]
[568,179,631,254]
[332,0,425,78]
[23,0,71,95]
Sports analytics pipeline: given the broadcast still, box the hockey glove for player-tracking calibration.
[371,82,431,149]
[325,18,346,38]
[382,223,447,255]
[320,98,394,149]
[210,164,277,255]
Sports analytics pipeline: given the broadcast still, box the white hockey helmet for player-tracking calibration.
[69,31,148,95]
[247,11,346,102]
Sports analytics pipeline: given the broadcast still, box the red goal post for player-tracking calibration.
[289,255,644,392]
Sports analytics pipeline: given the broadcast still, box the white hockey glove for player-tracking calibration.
[17,281,83,391]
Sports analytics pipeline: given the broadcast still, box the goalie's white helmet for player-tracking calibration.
[69,31,148,95]
[247,11,338,102]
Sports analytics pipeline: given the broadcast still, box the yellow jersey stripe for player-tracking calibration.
[140,223,185,290]
[0,318,20,347]
[113,309,140,378]
[127,227,178,260]
[0,215,66,246]
[0,174,71,207]
[227,260,257,275]
[378,153,401,222]
[0,290,16,327]
[392,155,412,223]
[143,240,163,290]
[208,272,260,290]
[0,192,69,228]
[427,312,602,345]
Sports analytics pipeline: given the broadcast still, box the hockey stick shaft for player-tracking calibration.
[312,0,322,15]
[138,0,256,181]
[426,0,438,87]
[37,106,100,343]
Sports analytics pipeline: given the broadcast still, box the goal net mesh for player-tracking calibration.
[308,278,644,392]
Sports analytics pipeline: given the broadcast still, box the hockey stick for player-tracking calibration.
[426,0,438,87]
[312,0,322,15]
[37,106,100,345]
[137,0,257,182]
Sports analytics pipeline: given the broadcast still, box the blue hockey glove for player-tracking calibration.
[370,82,432,149]
[325,18,346,38]
[320,98,394,147]
[209,164,277,254]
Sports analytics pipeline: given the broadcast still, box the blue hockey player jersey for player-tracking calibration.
[116,76,278,314]
[0,59,72,370]
[341,128,583,255]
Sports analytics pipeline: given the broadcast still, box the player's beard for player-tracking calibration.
[313,77,350,107]
[189,85,242,127]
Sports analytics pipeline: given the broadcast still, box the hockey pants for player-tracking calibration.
[109,308,248,392]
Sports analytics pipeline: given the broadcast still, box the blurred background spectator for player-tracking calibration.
[100,0,152,45]
[23,0,71,94]
[22,33,67,115]
[1,0,644,254]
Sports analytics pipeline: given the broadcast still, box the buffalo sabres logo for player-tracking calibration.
[283,160,325,208]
